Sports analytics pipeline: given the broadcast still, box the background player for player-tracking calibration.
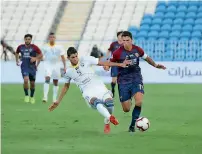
[109,31,166,132]
[15,34,43,104]
[41,33,66,103]
[106,31,123,97]
[49,47,130,134]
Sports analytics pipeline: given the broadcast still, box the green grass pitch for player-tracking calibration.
[1,84,202,154]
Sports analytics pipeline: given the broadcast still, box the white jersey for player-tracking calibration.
[64,56,104,92]
[42,43,65,65]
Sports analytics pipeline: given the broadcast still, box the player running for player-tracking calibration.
[48,47,130,134]
[15,34,43,104]
[105,31,123,97]
[41,33,66,103]
[109,31,166,132]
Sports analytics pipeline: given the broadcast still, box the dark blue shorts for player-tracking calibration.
[118,83,144,102]
[111,66,118,77]
[21,69,36,81]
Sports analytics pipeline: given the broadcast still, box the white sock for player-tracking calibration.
[43,83,49,100]
[53,86,59,102]
[96,104,111,119]
[104,118,110,124]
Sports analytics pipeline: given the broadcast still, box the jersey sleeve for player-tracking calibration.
[108,42,114,51]
[137,46,148,59]
[59,46,65,56]
[84,56,99,65]
[16,45,21,53]
[33,45,42,54]
[63,72,71,83]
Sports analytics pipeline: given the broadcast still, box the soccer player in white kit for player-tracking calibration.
[41,33,66,103]
[48,47,130,133]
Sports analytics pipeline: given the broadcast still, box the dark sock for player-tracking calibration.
[24,88,29,96]
[30,88,35,97]
[111,82,116,97]
[130,105,142,129]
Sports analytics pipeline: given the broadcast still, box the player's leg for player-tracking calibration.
[23,74,30,103]
[129,84,144,132]
[29,73,36,104]
[111,67,118,97]
[52,79,59,102]
[43,76,50,103]
[118,83,132,112]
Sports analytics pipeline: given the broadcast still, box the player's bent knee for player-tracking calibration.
[45,79,50,84]
[89,98,103,109]
[123,108,130,112]
[135,101,143,106]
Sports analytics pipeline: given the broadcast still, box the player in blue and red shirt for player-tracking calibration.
[110,31,166,132]
[106,31,123,98]
[15,34,43,104]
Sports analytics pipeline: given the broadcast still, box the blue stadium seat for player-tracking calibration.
[193,24,201,31]
[158,37,167,42]
[137,31,148,38]
[164,12,175,19]
[172,24,182,31]
[155,12,164,18]
[170,31,181,38]
[191,37,201,41]
[177,5,187,12]
[184,18,195,25]
[143,14,153,20]
[187,6,198,12]
[156,5,166,13]
[192,31,202,39]
[141,18,152,25]
[150,24,161,31]
[128,26,139,32]
[175,12,186,18]
[163,51,173,61]
[168,1,178,6]
[167,6,177,12]
[162,18,173,24]
[182,24,193,32]
[180,31,191,38]
[169,37,178,41]
[174,51,185,61]
[140,24,150,31]
[159,31,169,38]
[195,18,202,25]
[188,1,200,6]
[185,51,196,61]
[148,31,158,38]
[186,12,196,19]
[179,1,189,6]
[198,6,202,12]
[152,18,162,25]
[197,12,202,18]
[189,40,200,51]
[173,18,183,25]
[157,1,167,7]
[136,37,146,41]
[161,24,172,31]
[196,51,202,61]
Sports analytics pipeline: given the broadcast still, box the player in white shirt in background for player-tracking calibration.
[48,47,130,134]
[41,33,66,103]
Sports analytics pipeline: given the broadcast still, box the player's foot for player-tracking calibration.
[30,97,35,104]
[104,124,110,134]
[42,97,47,103]
[109,115,119,125]
[24,96,29,103]
[128,126,135,133]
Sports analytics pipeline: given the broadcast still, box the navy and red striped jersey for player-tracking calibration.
[108,41,122,54]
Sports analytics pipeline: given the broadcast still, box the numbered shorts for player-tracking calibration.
[44,66,61,79]
[82,84,113,109]
[111,66,118,77]
[118,83,144,102]
[21,68,36,81]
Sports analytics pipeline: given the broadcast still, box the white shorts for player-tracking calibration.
[44,64,61,80]
[82,83,112,108]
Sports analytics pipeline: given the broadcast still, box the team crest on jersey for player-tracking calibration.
[135,53,139,57]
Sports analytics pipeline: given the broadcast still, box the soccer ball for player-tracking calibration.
[136,117,150,132]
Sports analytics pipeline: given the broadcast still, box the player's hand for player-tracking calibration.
[103,66,110,71]
[155,64,166,70]
[63,67,66,73]
[48,101,59,111]
[30,57,37,63]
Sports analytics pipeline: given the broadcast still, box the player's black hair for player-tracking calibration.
[49,32,55,36]
[67,47,78,57]
[24,34,32,39]
[117,31,123,37]
[122,31,133,39]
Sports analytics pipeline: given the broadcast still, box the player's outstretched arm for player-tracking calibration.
[49,83,70,111]
[61,55,66,73]
[98,60,130,68]
[145,56,166,70]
